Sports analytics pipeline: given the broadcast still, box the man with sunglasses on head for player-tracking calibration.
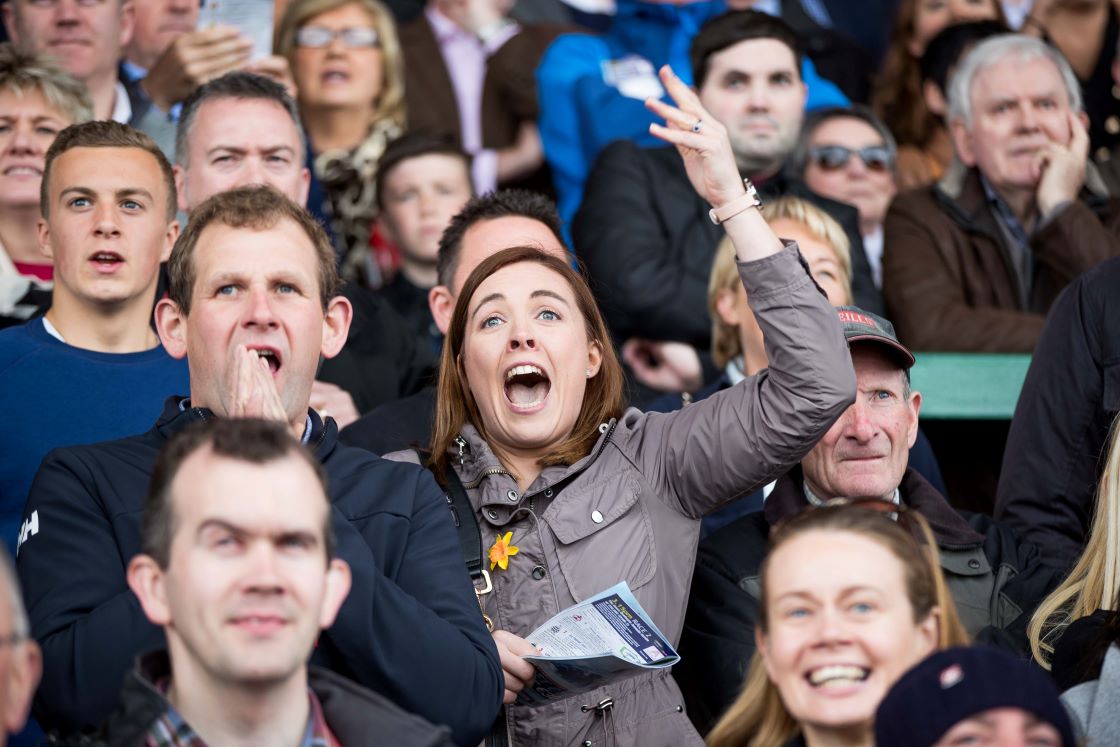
[573,11,882,404]
[793,106,897,289]
[671,306,1061,736]
[883,34,1120,353]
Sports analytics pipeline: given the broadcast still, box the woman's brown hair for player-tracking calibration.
[429,246,625,480]
[706,503,970,747]
[872,0,1005,147]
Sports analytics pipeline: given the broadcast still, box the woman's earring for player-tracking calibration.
[586,368,593,378]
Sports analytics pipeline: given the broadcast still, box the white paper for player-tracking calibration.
[517,582,680,706]
[198,0,276,61]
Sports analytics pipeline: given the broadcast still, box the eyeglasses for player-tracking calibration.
[808,144,894,173]
[295,26,380,49]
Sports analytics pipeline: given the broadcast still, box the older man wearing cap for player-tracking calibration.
[671,306,1062,735]
[876,646,1077,747]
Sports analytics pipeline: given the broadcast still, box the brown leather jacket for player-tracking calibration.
[389,245,855,746]
[882,164,1120,352]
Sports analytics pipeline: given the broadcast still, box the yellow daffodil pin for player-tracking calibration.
[489,531,519,571]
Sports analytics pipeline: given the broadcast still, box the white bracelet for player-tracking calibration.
[708,180,762,225]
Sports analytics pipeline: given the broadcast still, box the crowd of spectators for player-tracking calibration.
[1,0,1120,745]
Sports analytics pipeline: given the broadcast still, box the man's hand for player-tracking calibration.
[491,630,539,704]
[244,55,298,100]
[496,121,543,184]
[140,26,252,112]
[622,339,703,393]
[310,380,360,429]
[230,345,288,423]
[1035,111,1090,216]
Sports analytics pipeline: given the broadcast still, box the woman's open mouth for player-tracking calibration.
[504,364,551,412]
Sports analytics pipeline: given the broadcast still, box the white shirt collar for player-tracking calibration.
[111,80,132,124]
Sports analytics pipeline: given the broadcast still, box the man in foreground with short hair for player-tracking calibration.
[111,417,453,746]
[0,120,186,556]
[673,306,1060,734]
[17,186,502,743]
[341,188,567,454]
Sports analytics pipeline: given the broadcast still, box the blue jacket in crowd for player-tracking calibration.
[16,398,503,746]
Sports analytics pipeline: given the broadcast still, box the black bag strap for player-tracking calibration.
[443,459,485,583]
[415,448,484,582]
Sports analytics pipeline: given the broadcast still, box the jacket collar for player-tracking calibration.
[450,417,618,495]
[938,161,1112,215]
[765,466,984,547]
[153,396,336,460]
[108,651,393,746]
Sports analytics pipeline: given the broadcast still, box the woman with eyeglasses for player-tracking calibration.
[275,0,406,285]
[794,106,898,290]
[706,502,970,747]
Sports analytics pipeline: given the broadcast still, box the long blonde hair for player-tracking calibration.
[1029,413,1120,668]
[706,504,970,747]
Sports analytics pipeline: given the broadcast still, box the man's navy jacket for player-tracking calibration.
[16,397,502,746]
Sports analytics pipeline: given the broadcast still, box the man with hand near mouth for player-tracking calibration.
[0,121,187,558]
[174,72,436,427]
[16,186,502,744]
[107,417,453,747]
[884,33,1120,352]
[672,306,1061,736]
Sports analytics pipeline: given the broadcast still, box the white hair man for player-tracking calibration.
[882,33,1120,353]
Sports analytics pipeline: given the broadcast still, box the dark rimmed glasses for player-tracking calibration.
[295,26,380,49]
[808,144,894,173]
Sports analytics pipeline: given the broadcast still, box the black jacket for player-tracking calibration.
[995,257,1120,571]
[17,398,502,746]
[340,386,437,455]
[673,467,1061,735]
[572,141,882,349]
[80,650,455,747]
[319,283,436,415]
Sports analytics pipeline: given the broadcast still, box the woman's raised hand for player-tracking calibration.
[646,65,746,209]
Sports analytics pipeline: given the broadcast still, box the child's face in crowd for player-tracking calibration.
[380,153,472,269]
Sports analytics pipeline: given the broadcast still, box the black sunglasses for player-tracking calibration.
[809,144,894,173]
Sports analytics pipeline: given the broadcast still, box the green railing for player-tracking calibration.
[910,353,1032,420]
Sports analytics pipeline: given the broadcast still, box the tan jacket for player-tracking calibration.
[389,245,855,746]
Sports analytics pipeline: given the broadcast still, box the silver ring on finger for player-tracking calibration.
[691,119,703,133]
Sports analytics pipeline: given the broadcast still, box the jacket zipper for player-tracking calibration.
[454,421,618,496]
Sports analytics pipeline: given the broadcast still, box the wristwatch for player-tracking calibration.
[709,179,762,225]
